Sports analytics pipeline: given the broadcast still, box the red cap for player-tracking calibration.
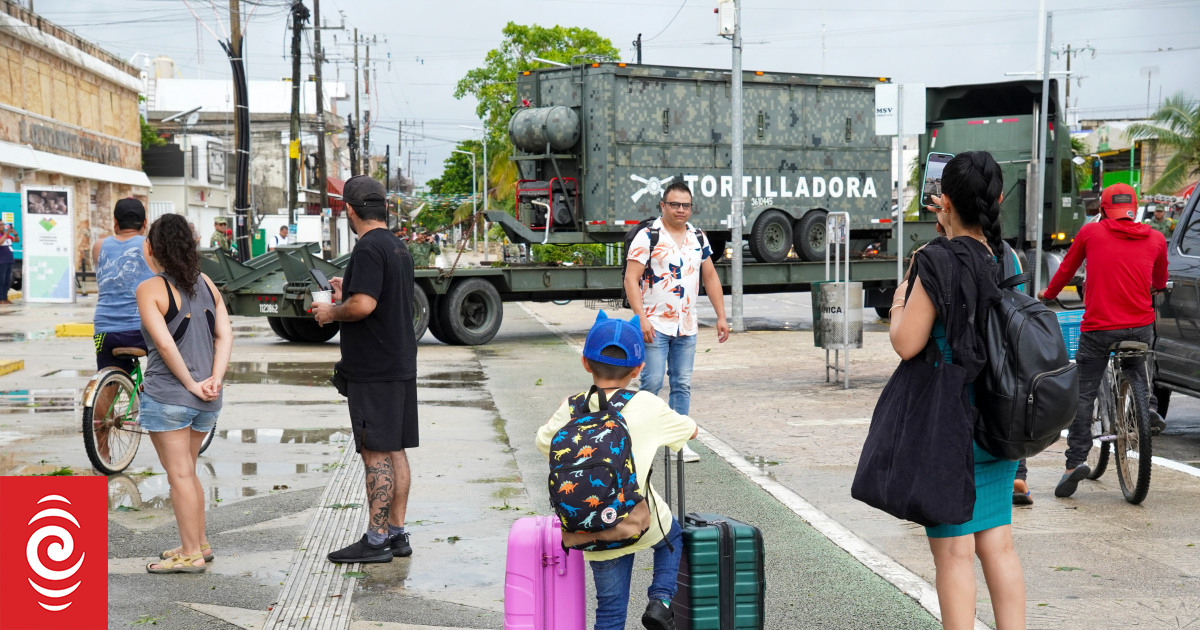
[1101,183,1138,221]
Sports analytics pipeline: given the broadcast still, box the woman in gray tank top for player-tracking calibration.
[136,213,233,574]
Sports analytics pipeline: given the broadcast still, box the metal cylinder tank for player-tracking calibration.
[508,106,580,153]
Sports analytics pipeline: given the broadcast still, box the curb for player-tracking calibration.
[55,322,94,337]
[0,359,23,376]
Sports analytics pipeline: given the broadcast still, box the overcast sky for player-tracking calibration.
[34,0,1200,187]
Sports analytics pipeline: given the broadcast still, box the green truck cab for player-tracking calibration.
[491,62,894,263]
[911,80,1089,286]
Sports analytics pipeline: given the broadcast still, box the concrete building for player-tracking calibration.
[145,63,349,245]
[0,2,150,274]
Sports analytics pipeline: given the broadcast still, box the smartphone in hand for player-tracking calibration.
[309,268,333,292]
[922,152,954,210]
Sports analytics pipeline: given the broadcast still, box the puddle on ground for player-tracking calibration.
[108,452,335,510]
[417,371,486,389]
[0,389,80,414]
[214,428,351,445]
[747,454,780,470]
[0,330,54,343]
[42,369,89,378]
[421,399,495,410]
[223,362,333,387]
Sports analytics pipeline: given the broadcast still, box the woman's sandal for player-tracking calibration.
[160,542,213,562]
[146,552,206,574]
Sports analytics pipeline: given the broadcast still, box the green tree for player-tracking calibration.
[430,139,482,196]
[454,23,620,146]
[1127,93,1200,194]
[1070,136,1091,191]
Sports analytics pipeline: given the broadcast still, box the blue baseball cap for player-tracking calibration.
[583,311,644,367]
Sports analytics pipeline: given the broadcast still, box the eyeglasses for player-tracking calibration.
[662,201,694,210]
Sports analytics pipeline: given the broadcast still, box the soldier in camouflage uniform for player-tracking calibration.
[209,217,232,252]
[1143,205,1176,239]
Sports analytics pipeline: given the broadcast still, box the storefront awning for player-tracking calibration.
[0,141,150,188]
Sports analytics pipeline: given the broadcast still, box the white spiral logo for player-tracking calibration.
[26,495,85,612]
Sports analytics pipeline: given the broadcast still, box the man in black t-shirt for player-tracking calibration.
[312,175,419,564]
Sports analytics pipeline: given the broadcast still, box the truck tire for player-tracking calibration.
[426,297,453,344]
[267,316,298,341]
[413,289,430,341]
[437,278,503,346]
[708,237,728,263]
[749,210,793,263]
[281,317,340,343]
[793,211,828,262]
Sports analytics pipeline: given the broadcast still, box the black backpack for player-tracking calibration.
[619,218,704,308]
[974,263,1080,460]
[548,387,646,551]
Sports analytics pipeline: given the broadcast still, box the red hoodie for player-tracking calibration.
[1045,218,1168,331]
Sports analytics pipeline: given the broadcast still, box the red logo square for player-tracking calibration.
[0,476,107,630]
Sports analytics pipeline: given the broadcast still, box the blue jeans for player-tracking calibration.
[0,262,11,299]
[640,331,697,415]
[589,518,683,630]
[139,392,220,434]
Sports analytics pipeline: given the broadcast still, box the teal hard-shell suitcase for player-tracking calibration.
[662,449,766,629]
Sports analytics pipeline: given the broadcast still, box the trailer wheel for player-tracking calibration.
[749,210,793,263]
[426,298,453,344]
[438,278,503,346]
[282,317,340,343]
[413,289,430,340]
[267,316,298,341]
[793,211,828,261]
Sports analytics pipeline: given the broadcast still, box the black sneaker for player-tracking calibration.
[327,535,393,564]
[388,531,412,557]
[642,599,676,630]
[1054,464,1091,499]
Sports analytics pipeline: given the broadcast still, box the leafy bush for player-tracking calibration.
[531,244,607,265]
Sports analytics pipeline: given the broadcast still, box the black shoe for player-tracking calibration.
[642,599,676,630]
[1150,411,1166,436]
[1054,465,1091,498]
[388,531,412,557]
[327,535,393,564]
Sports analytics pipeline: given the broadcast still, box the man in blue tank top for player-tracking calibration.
[92,198,155,373]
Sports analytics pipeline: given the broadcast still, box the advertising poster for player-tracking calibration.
[21,186,74,303]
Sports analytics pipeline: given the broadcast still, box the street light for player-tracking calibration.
[452,148,477,252]
[164,107,203,230]
[459,124,489,262]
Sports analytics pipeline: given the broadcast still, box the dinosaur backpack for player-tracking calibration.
[548,386,647,551]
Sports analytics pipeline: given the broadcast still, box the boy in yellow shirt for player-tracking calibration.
[536,312,697,630]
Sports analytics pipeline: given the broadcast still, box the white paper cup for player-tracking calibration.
[311,290,333,305]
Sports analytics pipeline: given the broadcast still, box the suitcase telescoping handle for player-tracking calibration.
[661,446,686,523]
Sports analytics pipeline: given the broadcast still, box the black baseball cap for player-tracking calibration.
[343,175,387,209]
[113,198,145,223]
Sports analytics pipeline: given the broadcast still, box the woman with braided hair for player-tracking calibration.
[889,151,1026,629]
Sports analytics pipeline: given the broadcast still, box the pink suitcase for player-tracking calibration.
[504,515,586,630]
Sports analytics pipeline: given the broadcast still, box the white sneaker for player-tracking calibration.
[680,443,701,463]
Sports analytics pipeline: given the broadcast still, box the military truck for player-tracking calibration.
[911,80,1091,285]
[490,62,893,263]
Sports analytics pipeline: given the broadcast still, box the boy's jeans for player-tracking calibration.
[589,518,684,630]
[640,330,697,415]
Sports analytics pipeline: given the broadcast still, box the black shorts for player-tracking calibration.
[94,330,147,373]
[346,379,419,452]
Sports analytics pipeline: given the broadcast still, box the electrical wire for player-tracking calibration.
[644,0,688,43]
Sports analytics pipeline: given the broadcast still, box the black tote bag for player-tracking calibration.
[851,344,976,528]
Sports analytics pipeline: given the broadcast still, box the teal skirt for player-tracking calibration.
[926,442,1018,538]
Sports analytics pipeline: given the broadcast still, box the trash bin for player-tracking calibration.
[251,229,266,258]
[815,282,863,350]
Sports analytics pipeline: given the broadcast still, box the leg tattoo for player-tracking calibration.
[363,452,395,533]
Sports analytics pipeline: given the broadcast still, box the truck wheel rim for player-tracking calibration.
[809,224,826,251]
[766,224,786,252]
[461,295,492,330]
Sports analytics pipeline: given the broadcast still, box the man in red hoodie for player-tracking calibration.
[1040,183,1168,497]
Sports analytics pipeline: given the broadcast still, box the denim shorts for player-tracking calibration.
[139,392,219,433]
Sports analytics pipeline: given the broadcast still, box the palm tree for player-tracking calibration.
[1126,93,1200,195]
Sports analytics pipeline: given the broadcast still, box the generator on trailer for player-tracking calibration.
[491,62,894,263]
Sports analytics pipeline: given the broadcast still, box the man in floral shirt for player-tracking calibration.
[625,181,730,462]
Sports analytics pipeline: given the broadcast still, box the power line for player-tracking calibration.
[644,0,688,43]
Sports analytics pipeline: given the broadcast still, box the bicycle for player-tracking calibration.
[82,347,215,475]
[1056,306,1153,504]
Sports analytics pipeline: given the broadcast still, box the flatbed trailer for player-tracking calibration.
[203,243,897,346]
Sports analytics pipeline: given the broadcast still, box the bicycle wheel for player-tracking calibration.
[1086,441,1110,480]
[82,370,142,475]
[1113,370,1152,504]
[1087,390,1110,480]
[198,423,217,455]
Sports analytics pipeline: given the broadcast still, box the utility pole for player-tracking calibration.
[363,39,370,173]
[634,33,642,64]
[227,0,251,261]
[384,143,390,191]
[1034,11,1053,297]
[312,0,333,256]
[347,114,358,177]
[352,28,361,177]
[727,0,745,333]
[287,1,308,233]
